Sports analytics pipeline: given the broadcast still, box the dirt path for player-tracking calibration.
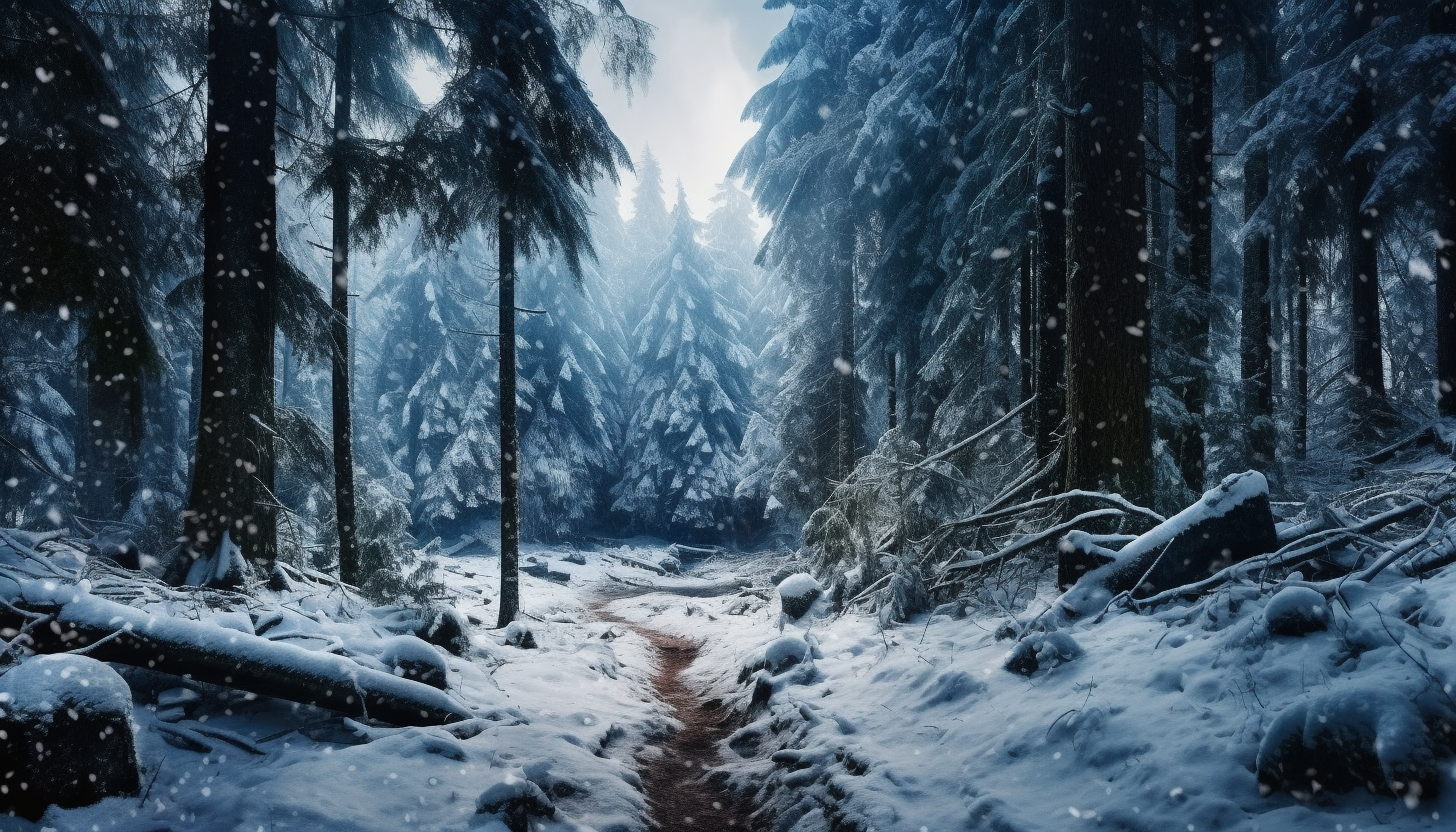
[592,601,755,831]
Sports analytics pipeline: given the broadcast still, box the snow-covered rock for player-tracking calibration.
[0,655,139,819]
[504,620,537,649]
[1004,631,1084,675]
[777,572,823,619]
[378,635,449,689]
[1256,686,1441,799]
[1264,585,1329,636]
[476,772,556,832]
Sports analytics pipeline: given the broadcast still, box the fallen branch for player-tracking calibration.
[937,509,1124,577]
[2,579,472,727]
[916,397,1035,469]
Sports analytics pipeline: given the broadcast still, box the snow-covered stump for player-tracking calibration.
[1056,471,1278,610]
[0,655,139,820]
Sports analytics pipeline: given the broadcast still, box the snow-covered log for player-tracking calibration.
[1054,471,1278,616]
[1,579,472,726]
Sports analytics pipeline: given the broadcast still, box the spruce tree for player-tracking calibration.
[613,189,754,536]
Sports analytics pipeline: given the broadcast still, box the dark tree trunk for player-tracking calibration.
[183,0,279,566]
[1346,2,1387,429]
[1241,27,1275,469]
[1294,251,1311,459]
[1063,0,1152,504]
[836,221,856,481]
[887,350,897,432]
[1433,2,1456,417]
[497,204,520,627]
[79,315,144,520]
[331,4,360,585]
[1169,0,1218,492]
[1020,243,1034,433]
[1034,0,1067,479]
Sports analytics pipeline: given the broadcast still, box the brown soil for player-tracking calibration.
[594,603,755,832]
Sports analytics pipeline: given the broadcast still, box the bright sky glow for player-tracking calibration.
[577,0,789,223]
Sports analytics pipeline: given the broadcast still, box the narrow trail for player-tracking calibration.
[591,599,755,832]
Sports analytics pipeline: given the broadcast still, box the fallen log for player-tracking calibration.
[1051,471,1278,619]
[1,579,472,727]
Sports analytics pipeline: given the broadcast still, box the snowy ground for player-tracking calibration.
[603,555,1456,832]
[9,535,1456,831]
[2,540,686,832]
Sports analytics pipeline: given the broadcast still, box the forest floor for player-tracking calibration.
[7,524,1456,831]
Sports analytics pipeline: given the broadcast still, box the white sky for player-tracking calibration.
[407,1,789,225]
[578,0,791,223]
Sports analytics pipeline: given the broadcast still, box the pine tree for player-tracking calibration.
[703,181,772,355]
[368,235,501,537]
[613,189,754,536]
[516,254,621,540]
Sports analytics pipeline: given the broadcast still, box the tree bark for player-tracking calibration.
[1433,2,1456,417]
[836,220,856,481]
[1294,250,1311,459]
[1020,243,1034,433]
[497,204,520,627]
[887,350,897,432]
[183,0,279,566]
[1241,25,1275,469]
[1346,1,1387,429]
[1063,0,1152,504]
[331,2,360,585]
[1034,0,1067,478]
[79,315,144,520]
[1170,0,1218,492]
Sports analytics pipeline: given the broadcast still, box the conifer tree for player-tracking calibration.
[613,189,754,536]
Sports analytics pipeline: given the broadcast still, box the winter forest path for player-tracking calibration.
[590,595,756,831]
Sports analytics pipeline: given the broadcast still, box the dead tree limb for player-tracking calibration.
[1,581,472,727]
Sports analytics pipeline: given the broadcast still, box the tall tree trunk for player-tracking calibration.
[1034,0,1067,478]
[1294,250,1310,459]
[1170,0,1217,492]
[183,0,279,566]
[1433,2,1456,417]
[79,322,144,521]
[887,350,897,432]
[331,3,360,585]
[836,220,856,481]
[1347,2,1387,431]
[1241,27,1275,470]
[1063,0,1152,504]
[1020,243,1034,432]
[496,204,520,627]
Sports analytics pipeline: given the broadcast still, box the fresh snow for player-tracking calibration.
[8,536,1456,830]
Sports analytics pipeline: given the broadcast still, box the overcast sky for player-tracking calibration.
[577,0,791,224]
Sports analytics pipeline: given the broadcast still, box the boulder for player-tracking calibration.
[1058,471,1278,604]
[503,621,537,649]
[1257,687,1440,799]
[1004,631,1083,676]
[477,775,555,832]
[1264,586,1329,636]
[378,636,449,689]
[777,573,823,620]
[0,655,139,819]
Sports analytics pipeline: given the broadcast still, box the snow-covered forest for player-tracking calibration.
[5,0,1456,829]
